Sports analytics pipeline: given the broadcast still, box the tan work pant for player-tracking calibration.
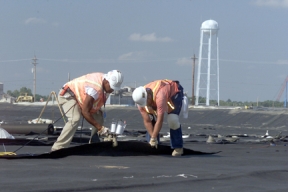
[51,90,103,151]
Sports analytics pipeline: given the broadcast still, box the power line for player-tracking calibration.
[0,58,287,65]
[0,59,31,63]
[191,54,197,105]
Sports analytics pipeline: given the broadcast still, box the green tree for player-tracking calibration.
[7,87,32,98]
[35,94,49,102]
[7,87,48,102]
[198,96,206,104]
[19,87,32,96]
[7,90,17,97]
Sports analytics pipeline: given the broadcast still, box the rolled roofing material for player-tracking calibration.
[1,124,54,135]
[0,141,221,159]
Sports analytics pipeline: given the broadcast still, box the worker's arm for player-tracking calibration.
[140,111,154,136]
[81,95,102,131]
[151,113,164,138]
[149,93,166,138]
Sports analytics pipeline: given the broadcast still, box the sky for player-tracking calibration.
[0,0,287,102]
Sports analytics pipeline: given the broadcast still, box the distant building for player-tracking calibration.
[0,82,15,103]
[107,86,135,106]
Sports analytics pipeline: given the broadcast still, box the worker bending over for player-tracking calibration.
[132,79,184,156]
[51,70,124,151]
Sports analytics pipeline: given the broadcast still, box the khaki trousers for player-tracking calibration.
[51,91,103,151]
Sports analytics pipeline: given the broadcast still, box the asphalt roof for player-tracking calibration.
[0,103,288,191]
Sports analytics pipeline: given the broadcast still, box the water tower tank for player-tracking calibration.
[201,20,218,35]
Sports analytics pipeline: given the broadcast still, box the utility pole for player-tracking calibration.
[191,54,197,105]
[285,81,288,108]
[134,81,137,106]
[32,55,38,102]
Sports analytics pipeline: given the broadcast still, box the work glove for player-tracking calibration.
[149,137,158,149]
[98,126,110,137]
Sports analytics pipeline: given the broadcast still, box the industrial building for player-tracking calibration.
[106,86,135,106]
[0,82,14,103]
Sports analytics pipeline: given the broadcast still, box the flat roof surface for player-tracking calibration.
[0,103,287,191]
[1,143,287,192]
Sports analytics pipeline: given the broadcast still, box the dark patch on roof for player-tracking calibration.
[0,141,220,159]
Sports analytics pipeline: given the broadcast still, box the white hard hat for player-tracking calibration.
[132,86,147,107]
[104,70,124,91]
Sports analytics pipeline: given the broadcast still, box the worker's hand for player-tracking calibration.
[149,137,158,149]
[98,126,110,137]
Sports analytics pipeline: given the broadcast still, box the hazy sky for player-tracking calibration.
[0,0,287,102]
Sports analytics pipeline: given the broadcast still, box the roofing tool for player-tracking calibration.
[104,119,126,147]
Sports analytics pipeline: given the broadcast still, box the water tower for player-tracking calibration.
[195,19,220,106]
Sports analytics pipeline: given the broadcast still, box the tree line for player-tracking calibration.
[7,87,49,102]
[192,96,285,108]
[6,87,286,107]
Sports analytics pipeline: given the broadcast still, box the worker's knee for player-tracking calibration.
[167,114,180,130]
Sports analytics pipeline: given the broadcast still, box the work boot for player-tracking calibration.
[172,148,183,156]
